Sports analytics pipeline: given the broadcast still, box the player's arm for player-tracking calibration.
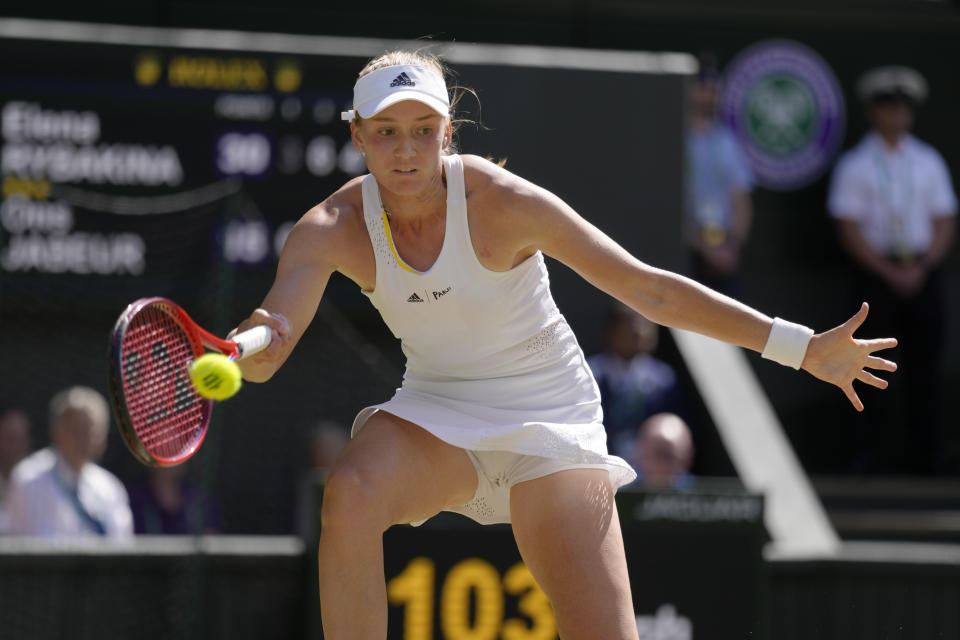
[232,194,352,383]
[487,169,771,351]
[492,169,897,410]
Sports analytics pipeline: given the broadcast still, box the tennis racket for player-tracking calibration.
[107,297,271,466]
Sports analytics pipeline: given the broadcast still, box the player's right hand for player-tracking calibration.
[230,309,292,376]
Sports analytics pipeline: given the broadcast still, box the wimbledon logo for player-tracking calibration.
[720,40,845,191]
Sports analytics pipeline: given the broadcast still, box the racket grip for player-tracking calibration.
[233,325,273,359]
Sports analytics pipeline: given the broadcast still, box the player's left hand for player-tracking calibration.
[800,302,898,412]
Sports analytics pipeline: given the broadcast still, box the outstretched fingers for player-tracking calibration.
[843,383,864,412]
[843,301,870,335]
[861,337,898,353]
[865,355,897,372]
[857,369,889,390]
[818,302,899,412]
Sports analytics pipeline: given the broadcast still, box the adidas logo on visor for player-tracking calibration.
[407,292,424,303]
[390,72,416,88]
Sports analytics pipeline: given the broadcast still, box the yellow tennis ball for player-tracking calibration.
[189,353,242,401]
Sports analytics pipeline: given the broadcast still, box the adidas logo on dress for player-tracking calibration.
[390,72,415,88]
[407,292,424,303]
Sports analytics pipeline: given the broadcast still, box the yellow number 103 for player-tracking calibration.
[387,557,558,640]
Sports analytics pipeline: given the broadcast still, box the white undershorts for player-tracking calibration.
[413,449,611,527]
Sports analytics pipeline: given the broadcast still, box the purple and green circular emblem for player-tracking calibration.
[720,39,846,190]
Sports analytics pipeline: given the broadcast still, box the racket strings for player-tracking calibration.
[120,305,207,460]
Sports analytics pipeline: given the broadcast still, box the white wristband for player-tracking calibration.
[761,318,814,370]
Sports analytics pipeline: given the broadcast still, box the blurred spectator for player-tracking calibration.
[828,66,957,474]
[296,420,350,539]
[127,464,219,535]
[0,409,32,534]
[685,51,754,297]
[588,304,684,459]
[630,413,695,490]
[6,387,133,538]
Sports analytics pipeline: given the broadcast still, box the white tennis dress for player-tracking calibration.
[352,154,636,515]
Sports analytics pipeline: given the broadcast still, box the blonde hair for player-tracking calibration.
[353,49,478,154]
[357,49,446,83]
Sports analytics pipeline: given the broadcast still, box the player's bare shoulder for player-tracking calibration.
[280,177,372,282]
[460,155,527,221]
[461,154,551,228]
[294,176,364,237]
[461,154,513,198]
[462,154,547,209]
[460,155,543,268]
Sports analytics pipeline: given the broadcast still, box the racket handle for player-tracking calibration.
[233,325,273,359]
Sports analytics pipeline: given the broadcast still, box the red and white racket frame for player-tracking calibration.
[107,297,271,466]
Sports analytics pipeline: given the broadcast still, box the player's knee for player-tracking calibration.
[320,464,389,532]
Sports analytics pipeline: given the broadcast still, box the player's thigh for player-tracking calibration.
[322,411,477,529]
[510,469,638,640]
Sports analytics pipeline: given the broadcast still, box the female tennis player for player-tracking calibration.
[234,50,897,639]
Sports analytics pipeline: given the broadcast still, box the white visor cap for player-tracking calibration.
[341,64,450,121]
